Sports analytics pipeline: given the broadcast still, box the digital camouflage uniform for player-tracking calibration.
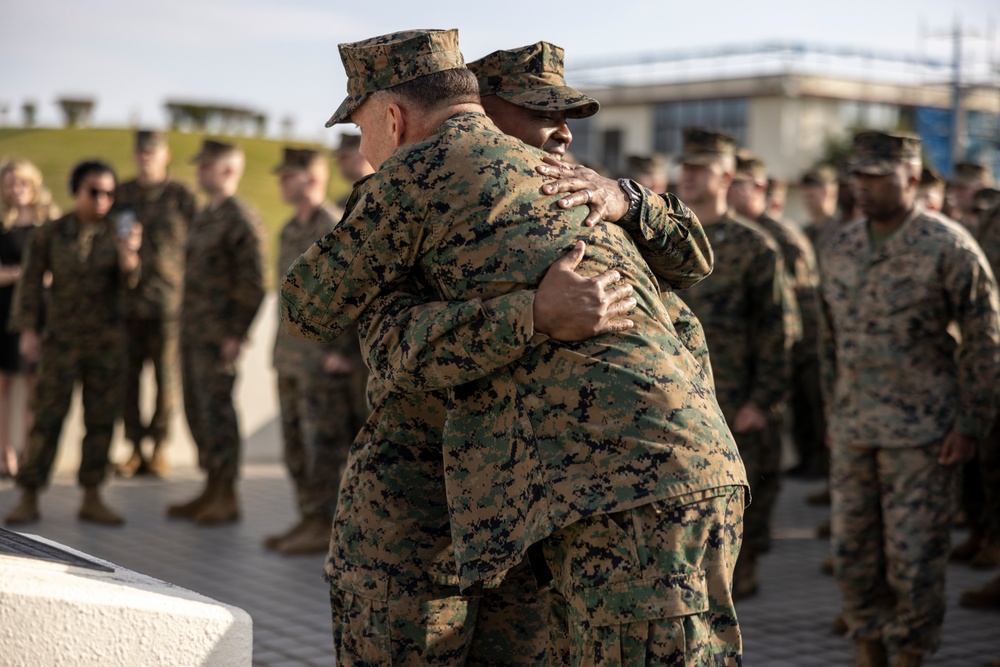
[114,162,195,449]
[11,213,137,488]
[283,30,747,667]
[756,212,825,476]
[819,131,1000,657]
[679,209,795,560]
[961,200,1000,562]
[181,188,264,482]
[327,42,711,665]
[274,194,366,522]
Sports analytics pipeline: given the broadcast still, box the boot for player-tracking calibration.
[146,443,169,478]
[959,574,1000,609]
[970,539,1000,569]
[5,488,39,525]
[991,657,1000,667]
[732,555,759,600]
[831,612,848,635]
[892,650,923,667]
[263,517,308,550]
[855,639,888,667]
[276,516,331,555]
[166,476,213,519]
[78,486,124,525]
[820,556,835,576]
[816,520,832,538]
[806,486,831,505]
[194,476,239,525]
[115,446,148,478]
[950,529,984,561]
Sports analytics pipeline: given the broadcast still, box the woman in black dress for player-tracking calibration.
[0,159,58,478]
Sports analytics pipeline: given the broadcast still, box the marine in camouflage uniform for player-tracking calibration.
[283,30,747,667]
[113,130,196,477]
[819,131,1000,666]
[168,139,265,525]
[801,164,842,252]
[266,147,367,555]
[326,41,719,666]
[5,161,140,526]
[954,196,1000,570]
[733,153,824,479]
[678,131,796,601]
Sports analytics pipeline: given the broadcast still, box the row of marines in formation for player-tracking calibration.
[2,30,999,667]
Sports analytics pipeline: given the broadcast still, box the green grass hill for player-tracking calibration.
[0,127,355,285]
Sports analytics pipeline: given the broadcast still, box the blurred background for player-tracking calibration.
[2,0,998,238]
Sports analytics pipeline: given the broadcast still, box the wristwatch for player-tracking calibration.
[618,178,643,223]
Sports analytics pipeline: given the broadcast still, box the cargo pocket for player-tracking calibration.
[566,570,710,666]
[333,568,390,664]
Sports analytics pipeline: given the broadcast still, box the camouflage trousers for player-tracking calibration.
[541,486,745,667]
[960,418,1000,540]
[277,370,367,520]
[180,338,240,481]
[831,441,957,656]
[330,558,548,666]
[735,421,782,556]
[122,317,178,445]
[789,354,826,475]
[17,334,124,489]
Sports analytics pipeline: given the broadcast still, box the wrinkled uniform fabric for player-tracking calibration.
[11,213,136,488]
[756,214,825,474]
[819,209,1000,655]
[283,112,746,663]
[679,212,795,556]
[181,196,264,481]
[967,202,1000,545]
[274,203,367,519]
[114,178,195,444]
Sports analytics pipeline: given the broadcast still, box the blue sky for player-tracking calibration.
[1,0,996,142]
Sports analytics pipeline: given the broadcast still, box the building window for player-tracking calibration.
[567,117,592,165]
[654,98,748,155]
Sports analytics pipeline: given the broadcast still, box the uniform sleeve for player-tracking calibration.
[280,185,421,344]
[227,214,265,340]
[818,291,838,424]
[946,245,1000,438]
[661,287,714,385]
[614,189,714,289]
[8,222,50,332]
[747,245,794,412]
[358,284,546,391]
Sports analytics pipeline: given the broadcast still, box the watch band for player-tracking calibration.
[618,178,643,223]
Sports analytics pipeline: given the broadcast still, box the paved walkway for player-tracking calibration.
[2,468,998,666]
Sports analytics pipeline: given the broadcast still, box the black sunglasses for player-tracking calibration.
[88,187,115,199]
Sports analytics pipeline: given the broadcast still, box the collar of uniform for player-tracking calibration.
[865,206,922,262]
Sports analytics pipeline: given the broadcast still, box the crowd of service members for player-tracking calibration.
[0,131,371,555]
[1,119,999,667]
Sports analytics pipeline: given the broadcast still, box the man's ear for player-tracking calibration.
[386,102,406,149]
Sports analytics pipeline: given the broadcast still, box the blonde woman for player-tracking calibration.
[0,159,58,478]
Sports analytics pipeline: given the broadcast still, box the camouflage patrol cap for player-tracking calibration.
[274,147,323,174]
[325,29,465,128]
[467,42,599,119]
[734,151,767,182]
[134,129,166,151]
[973,187,1000,213]
[680,128,737,166]
[919,167,944,189]
[333,133,362,156]
[190,138,239,164]
[801,164,837,186]
[626,154,666,177]
[953,162,993,186]
[849,131,921,176]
